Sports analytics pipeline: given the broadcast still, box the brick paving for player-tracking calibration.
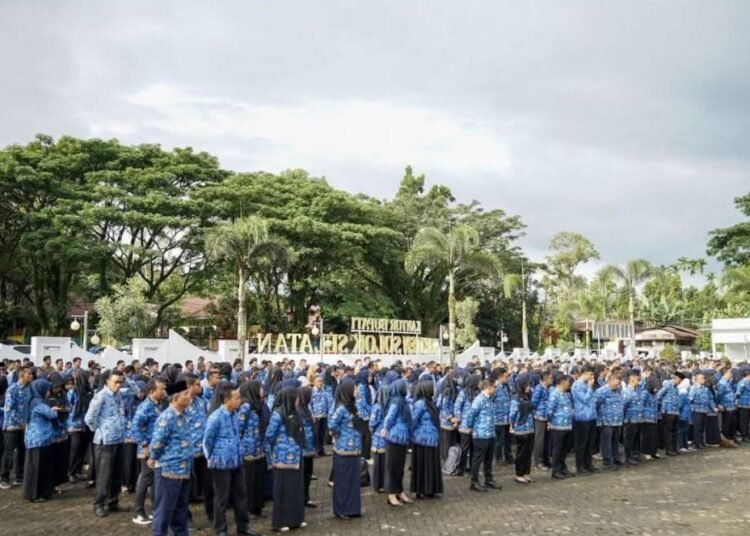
[1,446,750,535]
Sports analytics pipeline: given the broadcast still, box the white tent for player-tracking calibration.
[167,329,221,363]
[0,344,25,361]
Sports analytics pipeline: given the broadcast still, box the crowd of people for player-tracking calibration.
[2,352,750,536]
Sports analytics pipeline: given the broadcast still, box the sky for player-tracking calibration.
[1,1,749,279]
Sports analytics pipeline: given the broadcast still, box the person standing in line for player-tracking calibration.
[148,380,194,536]
[203,382,256,536]
[689,372,717,449]
[509,375,535,485]
[455,374,480,476]
[571,365,598,475]
[531,370,553,470]
[436,371,459,461]
[622,370,643,466]
[355,369,373,461]
[410,380,444,498]
[67,370,93,483]
[735,369,750,442]
[492,368,513,465]
[184,374,211,523]
[238,380,269,519]
[657,371,684,456]
[297,386,318,507]
[84,369,127,517]
[22,379,63,502]
[547,375,574,479]
[329,380,363,519]
[594,374,624,470]
[0,365,32,489]
[369,385,389,493]
[382,378,413,507]
[463,379,498,492]
[640,376,660,459]
[131,379,166,525]
[310,375,332,456]
[718,367,738,443]
[264,386,307,532]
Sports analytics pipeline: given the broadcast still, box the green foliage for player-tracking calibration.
[708,193,750,266]
[455,298,479,349]
[94,277,151,346]
[659,343,677,363]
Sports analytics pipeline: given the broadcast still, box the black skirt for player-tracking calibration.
[706,414,721,446]
[333,454,361,517]
[244,458,266,516]
[384,443,407,494]
[439,429,458,460]
[371,452,386,492]
[272,467,305,530]
[641,422,658,456]
[53,439,70,486]
[410,444,443,497]
[23,445,54,501]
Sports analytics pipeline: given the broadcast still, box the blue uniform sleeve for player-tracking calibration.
[383,403,398,430]
[149,412,170,462]
[202,412,219,460]
[263,412,282,458]
[84,392,102,432]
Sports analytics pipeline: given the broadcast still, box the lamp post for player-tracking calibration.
[311,314,324,361]
[498,330,509,355]
[70,310,90,351]
[438,325,450,365]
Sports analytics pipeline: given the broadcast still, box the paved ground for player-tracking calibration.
[2,446,750,535]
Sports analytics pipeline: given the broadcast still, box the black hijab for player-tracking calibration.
[415,380,439,429]
[514,374,533,423]
[464,373,481,403]
[239,379,270,437]
[275,386,305,450]
[440,371,458,402]
[73,370,94,415]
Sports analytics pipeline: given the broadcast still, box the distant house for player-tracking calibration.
[635,325,699,355]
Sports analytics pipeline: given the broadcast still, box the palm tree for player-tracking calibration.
[204,216,287,365]
[600,259,654,353]
[405,224,499,362]
[503,270,529,350]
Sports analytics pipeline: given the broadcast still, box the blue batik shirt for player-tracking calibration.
[531,383,550,420]
[203,406,242,470]
[464,392,496,439]
[736,378,750,409]
[310,387,332,419]
[132,396,163,459]
[594,385,624,426]
[237,403,263,461]
[509,399,534,435]
[264,411,302,469]
[547,388,573,430]
[329,405,362,456]
[688,384,717,414]
[150,406,193,479]
[717,378,737,410]
[66,390,86,432]
[657,380,680,415]
[85,387,126,445]
[3,381,30,431]
[369,404,386,453]
[571,379,597,422]
[622,385,644,424]
[492,384,511,426]
[24,403,58,449]
[184,395,207,458]
[412,399,439,447]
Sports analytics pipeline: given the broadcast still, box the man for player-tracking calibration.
[132,379,167,525]
[735,369,750,442]
[201,368,220,402]
[85,370,127,517]
[622,370,643,466]
[571,365,598,474]
[311,375,332,456]
[532,370,552,470]
[689,372,716,449]
[149,380,194,536]
[184,360,195,375]
[0,365,32,489]
[492,367,513,464]
[464,379,499,492]
[717,368,737,443]
[184,374,211,522]
[594,374,624,470]
[547,374,574,479]
[39,355,53,378]
[203,384,256,536]
[657,371,683,455]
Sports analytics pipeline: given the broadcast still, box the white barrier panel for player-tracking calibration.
[100,346,132,369]
[216,339,245,363]
[251,353,441,367]
[0,344,25,361]
[132,338,169,362]
[167,330,221,363]
[30,337,72,365]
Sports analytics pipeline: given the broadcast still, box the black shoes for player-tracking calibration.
[94,506,108,518]
[484,481,502,490]
[469,482,487,492]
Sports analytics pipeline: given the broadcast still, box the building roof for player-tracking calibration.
[635,324,699,341]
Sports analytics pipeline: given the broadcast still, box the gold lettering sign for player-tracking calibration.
[349,316,422,335]
[255,333,437,355]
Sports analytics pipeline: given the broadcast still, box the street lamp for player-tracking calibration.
[90,333,101,346]
[70,311,90,351]
[498,330,509,355]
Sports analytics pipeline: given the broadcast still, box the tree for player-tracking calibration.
[600,259,654,352]
[405,224,499,362]
[708,193,750,266]
[455,298,479,349]
[204,216,287,363]
[94,277,151,346]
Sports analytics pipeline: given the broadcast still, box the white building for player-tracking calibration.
[711,318,750,363]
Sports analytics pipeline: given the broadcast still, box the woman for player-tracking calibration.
[410,381,443,498]
[238,380,270,518]
[704,372,721,447]
[509,375,535,485]
[23,379,62,502]
[264,386,306,532]
[382,378,412,507]
[355,369,373,460]
[640,376,659,458]
[369,385,389,492]
[48,373,70,491]
[437,371,460,460]
[67,370,93,483]
[455,374,480,476]
[328,379,362,519]
[263,367,284,410]
[297,386,317,507]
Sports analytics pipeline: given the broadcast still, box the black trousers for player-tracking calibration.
[303,456,314,503]
[68,430,91,478]
[533,419,550,466]
[661,414,678,453]
[1,429,25,483]
[458,432,473,473]
[470,438,494,485]
[94,443,124,509]
[572,421,596,471]
[514,433,534,477]
[152,471,191,536]
[623,423,641,461]
[315,417,328,455]
[384,443,407,494]
[360,423,372,460]
[737,408,750,439]
[211,467,250,534]
[722,410,737,440]
[134,458,155,516]
[550,429,571,474]
[122,442,138,492]
[494,425,512,461]
[692,412,706,448]
[192,455,213,519]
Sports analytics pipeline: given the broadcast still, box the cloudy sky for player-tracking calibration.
[1,1,749,276]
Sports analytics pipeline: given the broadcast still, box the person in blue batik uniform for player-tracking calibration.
[22,379,63,502]
[718,367,738,442]
[238,379,269,518]
[1,365,32,489]
[264,386,307,532]
[437,371,460,461]
[369,385,389,492]
[594,374,624,469]
[355,368,373,460]
[329,379,363,519]
[296,386,318,507]
[464,379,498,492]
[203,382,255,536]
[547,375,574,479]
[382,378,413,507]
[640,375,660,459]
[131,379,166,525]
[689,372,717,449]
[67,370,94,483]
[310,375,332,456]
[736,368,750,442]
[456,373,480,477]
[85,369,126,517]
[531,370,553,470]
[149,380,195,536]
[657,371,684,456]
[410,380,444,498]
[621,370,643,466]
[509,374,535,484]
[492,367,513,464]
